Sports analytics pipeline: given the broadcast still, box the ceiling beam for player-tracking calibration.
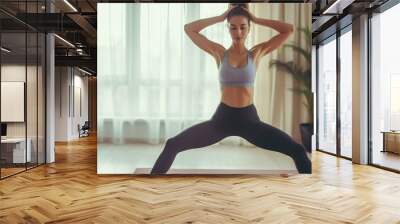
[55,55,96,69]
[67,13,97,39]
[322,0,356,14]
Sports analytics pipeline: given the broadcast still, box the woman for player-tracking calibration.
[151,4,311,174]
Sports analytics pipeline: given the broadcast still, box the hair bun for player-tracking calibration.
[230,3,249,9]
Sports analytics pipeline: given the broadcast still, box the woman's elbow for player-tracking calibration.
[281,24,294,35]
[286,25,294,34]
[184,24,191,34]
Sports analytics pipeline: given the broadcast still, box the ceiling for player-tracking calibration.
[0,0,393,75]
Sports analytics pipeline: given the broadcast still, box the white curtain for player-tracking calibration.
[98,3,311,145]
[251,3,311,142]
[98,3,254,145]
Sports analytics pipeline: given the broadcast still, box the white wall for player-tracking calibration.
[1,63,46,163]
[1,65,41,137]
[1,66,26,138]
[55,67,69,141]
[55,67,89,141]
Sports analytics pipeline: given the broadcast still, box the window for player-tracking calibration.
[339,28,352,158]
[98,3,240,120]
[370,2,400,171]
[317,36,337,154]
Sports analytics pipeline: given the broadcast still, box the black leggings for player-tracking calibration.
[151,103,311,174]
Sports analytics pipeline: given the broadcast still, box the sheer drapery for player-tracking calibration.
[98,3,311,145]
[251,3,311,142]
[98,3,250,145]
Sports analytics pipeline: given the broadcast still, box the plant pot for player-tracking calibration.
[300,123,313,153]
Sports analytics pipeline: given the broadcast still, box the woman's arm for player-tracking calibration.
[184,6,236,66]
[252,17,293,34]
[246,9,294,66]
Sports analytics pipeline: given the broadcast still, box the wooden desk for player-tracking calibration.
[381,131,400,154]
[1,138,31,163]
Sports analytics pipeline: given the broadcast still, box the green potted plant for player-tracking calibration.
[269,27,313,152]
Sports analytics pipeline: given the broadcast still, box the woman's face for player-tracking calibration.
[228,16,250,44]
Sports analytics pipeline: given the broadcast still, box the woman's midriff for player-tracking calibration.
[220,86,254,108]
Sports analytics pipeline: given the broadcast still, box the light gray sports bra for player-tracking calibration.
[219,49,256,87]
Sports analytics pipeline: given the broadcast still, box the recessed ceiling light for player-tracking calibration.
[78,67,92,76]
[63,0,78,12]
[54,34,75,48]
[322,0,354,15]
[1,47,11,53]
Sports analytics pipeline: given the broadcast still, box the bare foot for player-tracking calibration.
[280,173,290,178]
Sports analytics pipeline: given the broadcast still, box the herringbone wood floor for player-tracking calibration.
[1,135,400,224]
